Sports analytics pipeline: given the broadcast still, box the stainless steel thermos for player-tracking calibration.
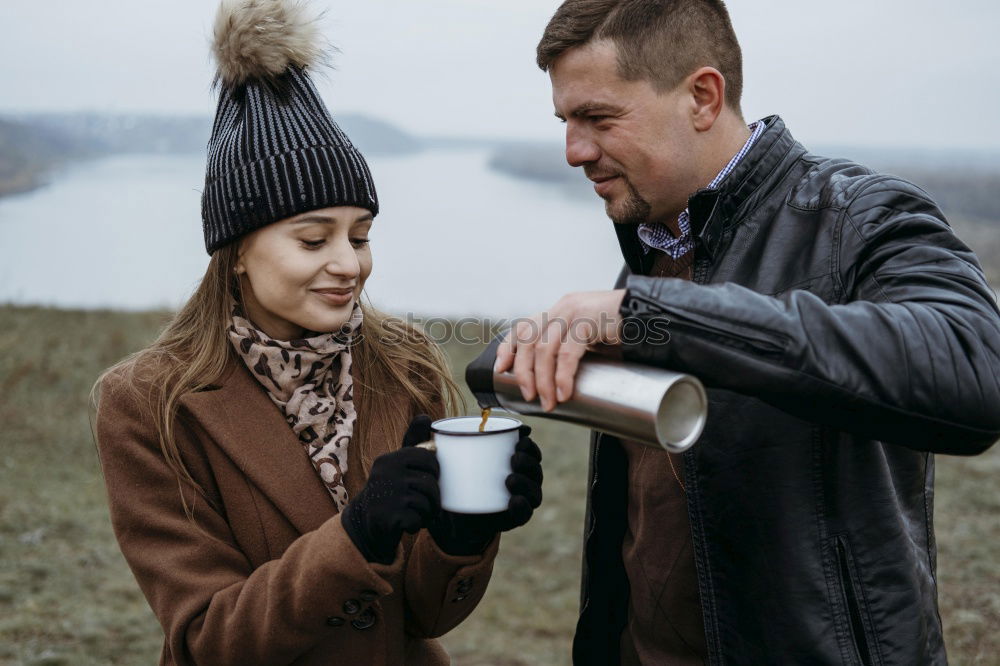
[465,336,708,453]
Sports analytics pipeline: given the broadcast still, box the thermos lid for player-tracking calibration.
[465,335,505,409]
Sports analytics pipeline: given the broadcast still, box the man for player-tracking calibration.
[495,1,1000,664]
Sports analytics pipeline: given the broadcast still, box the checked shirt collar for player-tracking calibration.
[637,120,765,258]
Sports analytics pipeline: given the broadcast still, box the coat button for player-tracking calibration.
[326,616,345,627]
[343,599,361,615]
[351,607,377,631]
[359,589,378,602]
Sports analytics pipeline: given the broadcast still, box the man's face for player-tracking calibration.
[550,40,702,226]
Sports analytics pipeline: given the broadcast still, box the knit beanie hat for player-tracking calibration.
[201,0,379,254]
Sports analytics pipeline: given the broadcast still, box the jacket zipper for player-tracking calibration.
[693,255,710,285]
[836,537,873,666]
[666,317,788,358]
[578,438,601,621]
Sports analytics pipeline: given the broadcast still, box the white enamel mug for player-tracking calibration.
[429,415,522,514]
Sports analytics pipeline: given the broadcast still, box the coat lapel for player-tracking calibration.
[180,362,338,535]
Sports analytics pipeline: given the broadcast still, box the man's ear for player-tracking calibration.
[687,66,726,132]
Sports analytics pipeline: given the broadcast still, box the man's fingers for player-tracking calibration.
[494,331,516,373]
[499,292,622,407]
[534,320,565,412]
[554,337,588,405]
[512,320,539,403]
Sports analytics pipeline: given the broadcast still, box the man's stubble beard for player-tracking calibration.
[604,178,651,226]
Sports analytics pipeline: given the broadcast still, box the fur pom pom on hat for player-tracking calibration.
[212,0,324,88]
[201,0,378,254]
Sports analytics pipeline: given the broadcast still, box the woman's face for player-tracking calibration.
[236,206,373,340]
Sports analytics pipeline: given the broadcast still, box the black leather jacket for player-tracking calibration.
[572,116,1000,665]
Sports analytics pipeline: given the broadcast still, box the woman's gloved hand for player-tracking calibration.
[417,417,544,557]
[340,418,441,564]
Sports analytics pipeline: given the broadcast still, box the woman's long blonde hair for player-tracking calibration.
[95,242,462,506]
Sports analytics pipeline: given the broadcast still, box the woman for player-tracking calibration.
[94,1,543,664]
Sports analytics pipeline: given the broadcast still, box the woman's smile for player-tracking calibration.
[311,286,356,306]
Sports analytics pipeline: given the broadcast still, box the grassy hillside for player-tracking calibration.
[0,306,996,664]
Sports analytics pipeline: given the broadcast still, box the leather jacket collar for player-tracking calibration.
[614,115,803,270]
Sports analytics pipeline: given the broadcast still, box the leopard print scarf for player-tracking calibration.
[228,305,363,512]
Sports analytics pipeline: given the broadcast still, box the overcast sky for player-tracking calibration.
[1,0,998,150]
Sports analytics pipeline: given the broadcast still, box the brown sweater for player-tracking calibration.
[619,249,707,665]
[96,358,498,666]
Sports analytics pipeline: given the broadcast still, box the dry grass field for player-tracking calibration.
[0,305,997,665]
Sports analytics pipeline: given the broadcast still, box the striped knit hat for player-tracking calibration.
[201,0,378,254]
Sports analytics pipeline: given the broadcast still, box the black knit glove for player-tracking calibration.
[427,421,544,557]
[340,418,441,565]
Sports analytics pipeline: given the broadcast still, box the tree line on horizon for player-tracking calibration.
[3,112,998,281]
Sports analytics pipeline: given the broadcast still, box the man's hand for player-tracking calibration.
[494,290,626,412]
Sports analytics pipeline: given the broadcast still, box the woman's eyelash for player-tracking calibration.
[300,238,370,249]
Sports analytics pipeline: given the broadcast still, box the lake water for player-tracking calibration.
[0,150,624,319]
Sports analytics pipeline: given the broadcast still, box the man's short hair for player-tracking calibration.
[537,0,744,113]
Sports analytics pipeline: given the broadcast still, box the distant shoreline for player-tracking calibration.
[3,113,997,289]
[0,171,48,198]
[0,112,426,200]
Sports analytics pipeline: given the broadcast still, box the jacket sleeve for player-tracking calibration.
[619,178,1000,454]
[402,531,500,638]
[96,373,402,666]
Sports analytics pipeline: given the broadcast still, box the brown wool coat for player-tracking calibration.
[96,359,499,666]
